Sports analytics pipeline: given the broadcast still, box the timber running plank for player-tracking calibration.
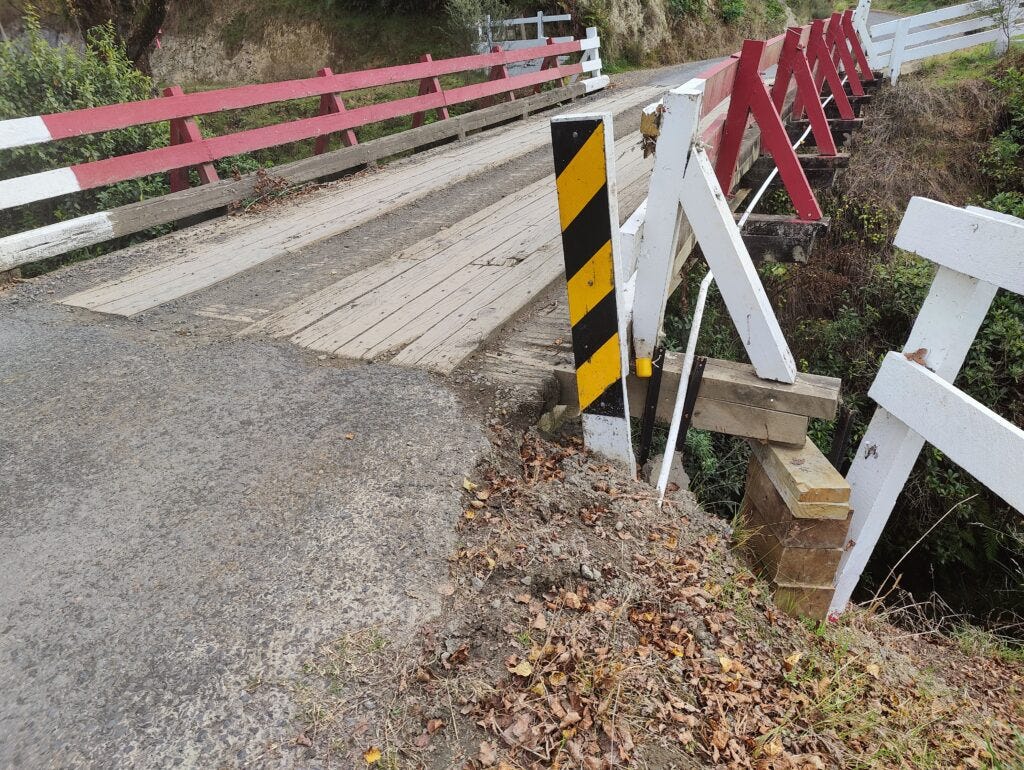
[251,133,654,373]
[59,85,664,318]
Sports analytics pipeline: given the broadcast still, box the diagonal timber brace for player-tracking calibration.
[714,39,823,221]
[630,80,797,384]
[771,28,838,157]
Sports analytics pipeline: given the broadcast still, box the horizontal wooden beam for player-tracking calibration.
[787,117,863,147]
[870,352,1024,512]
[737,213,829,264]
[748,437,851,519]
[895,197,1024,295]
[555,354,841,445]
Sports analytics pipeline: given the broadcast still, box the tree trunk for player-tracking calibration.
[66,0,168,71]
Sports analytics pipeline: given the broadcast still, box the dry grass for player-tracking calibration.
[840,80,1000,214]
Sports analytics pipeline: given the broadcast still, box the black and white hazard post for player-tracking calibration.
[550,113,635,475]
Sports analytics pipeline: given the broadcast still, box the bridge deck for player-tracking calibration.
[60,85,662,325]
[246,134,651,373]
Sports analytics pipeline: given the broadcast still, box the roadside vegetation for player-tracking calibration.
[666,44,1024,630]
[279,427,1024,768]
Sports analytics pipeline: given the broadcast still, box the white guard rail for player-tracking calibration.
[854,0,1024,82]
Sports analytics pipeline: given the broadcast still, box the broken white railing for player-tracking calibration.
[854,0,1024,82]
[831,199,1024,615]
[476,12,582,75]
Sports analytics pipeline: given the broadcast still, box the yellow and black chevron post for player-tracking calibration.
[551,114,635,472]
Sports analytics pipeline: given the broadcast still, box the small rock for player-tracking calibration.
[490,599,501,609]
[642,451,691,490]
[614,521,623,531]
[580,563,602,582]
[549,543,562,558]
[536,404,578,436]
[471,576,484,590]
[520,575,533,586]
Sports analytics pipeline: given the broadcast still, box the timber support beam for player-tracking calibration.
[736,213,830,263]
[554,355,841,447]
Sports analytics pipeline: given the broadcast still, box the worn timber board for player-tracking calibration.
[250,133,653,373]
[60,84,665,318]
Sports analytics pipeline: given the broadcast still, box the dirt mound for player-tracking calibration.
[280,428,1023,768]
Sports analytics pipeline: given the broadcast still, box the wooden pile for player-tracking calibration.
[739,439,852,621]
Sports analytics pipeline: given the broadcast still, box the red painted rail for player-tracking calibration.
[691,9,873,221]
[0,32,605,211]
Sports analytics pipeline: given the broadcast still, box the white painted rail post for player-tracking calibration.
[888,16,910,83]
[831,199,1024,615]
[630,80,797,384]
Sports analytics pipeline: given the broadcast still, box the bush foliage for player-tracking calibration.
[0,12,167,246]
[667,59,1024,623]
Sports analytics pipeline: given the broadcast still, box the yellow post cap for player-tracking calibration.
[636,357,653,378]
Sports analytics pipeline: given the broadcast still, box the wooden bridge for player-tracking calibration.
[0,13,867,383]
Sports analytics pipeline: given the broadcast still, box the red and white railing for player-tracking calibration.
[0,29,605,270]
[628,10,874,390]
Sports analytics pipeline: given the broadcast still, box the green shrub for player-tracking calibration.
[668,0,707,19]
[987,190,1024,216]
[0,12,168,243]
[719,0,746,23]
[765,0,786,24]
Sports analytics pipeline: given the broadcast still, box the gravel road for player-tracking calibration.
[0,58,714,768]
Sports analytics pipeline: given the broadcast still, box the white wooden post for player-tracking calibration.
[888,17,910,82]
[853,0,881,70]
[585,27,602,79]
[536,11,545,41]
[630,80,797,384]
[831,199,1024,615]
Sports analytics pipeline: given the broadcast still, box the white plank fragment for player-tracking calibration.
[0,115,52,151]
[870,351,1024,512]
[895,198,1024,295]
[0,168,79,211]
[832,264,999,614]
[0,212,114,271]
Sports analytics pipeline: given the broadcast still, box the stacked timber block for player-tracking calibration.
[739,438,852,621]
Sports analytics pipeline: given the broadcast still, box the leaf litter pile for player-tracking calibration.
[290,428,1023,769]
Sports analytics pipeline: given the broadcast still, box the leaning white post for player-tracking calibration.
[831,199,1024,615]
[536,11,545,42]
[630,80,797,384]
[888,16,910,83]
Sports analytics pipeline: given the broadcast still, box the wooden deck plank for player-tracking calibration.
[340,264,504,359]
[246,258,420,338]
[60,85,665,318]
[389,139,653,373]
